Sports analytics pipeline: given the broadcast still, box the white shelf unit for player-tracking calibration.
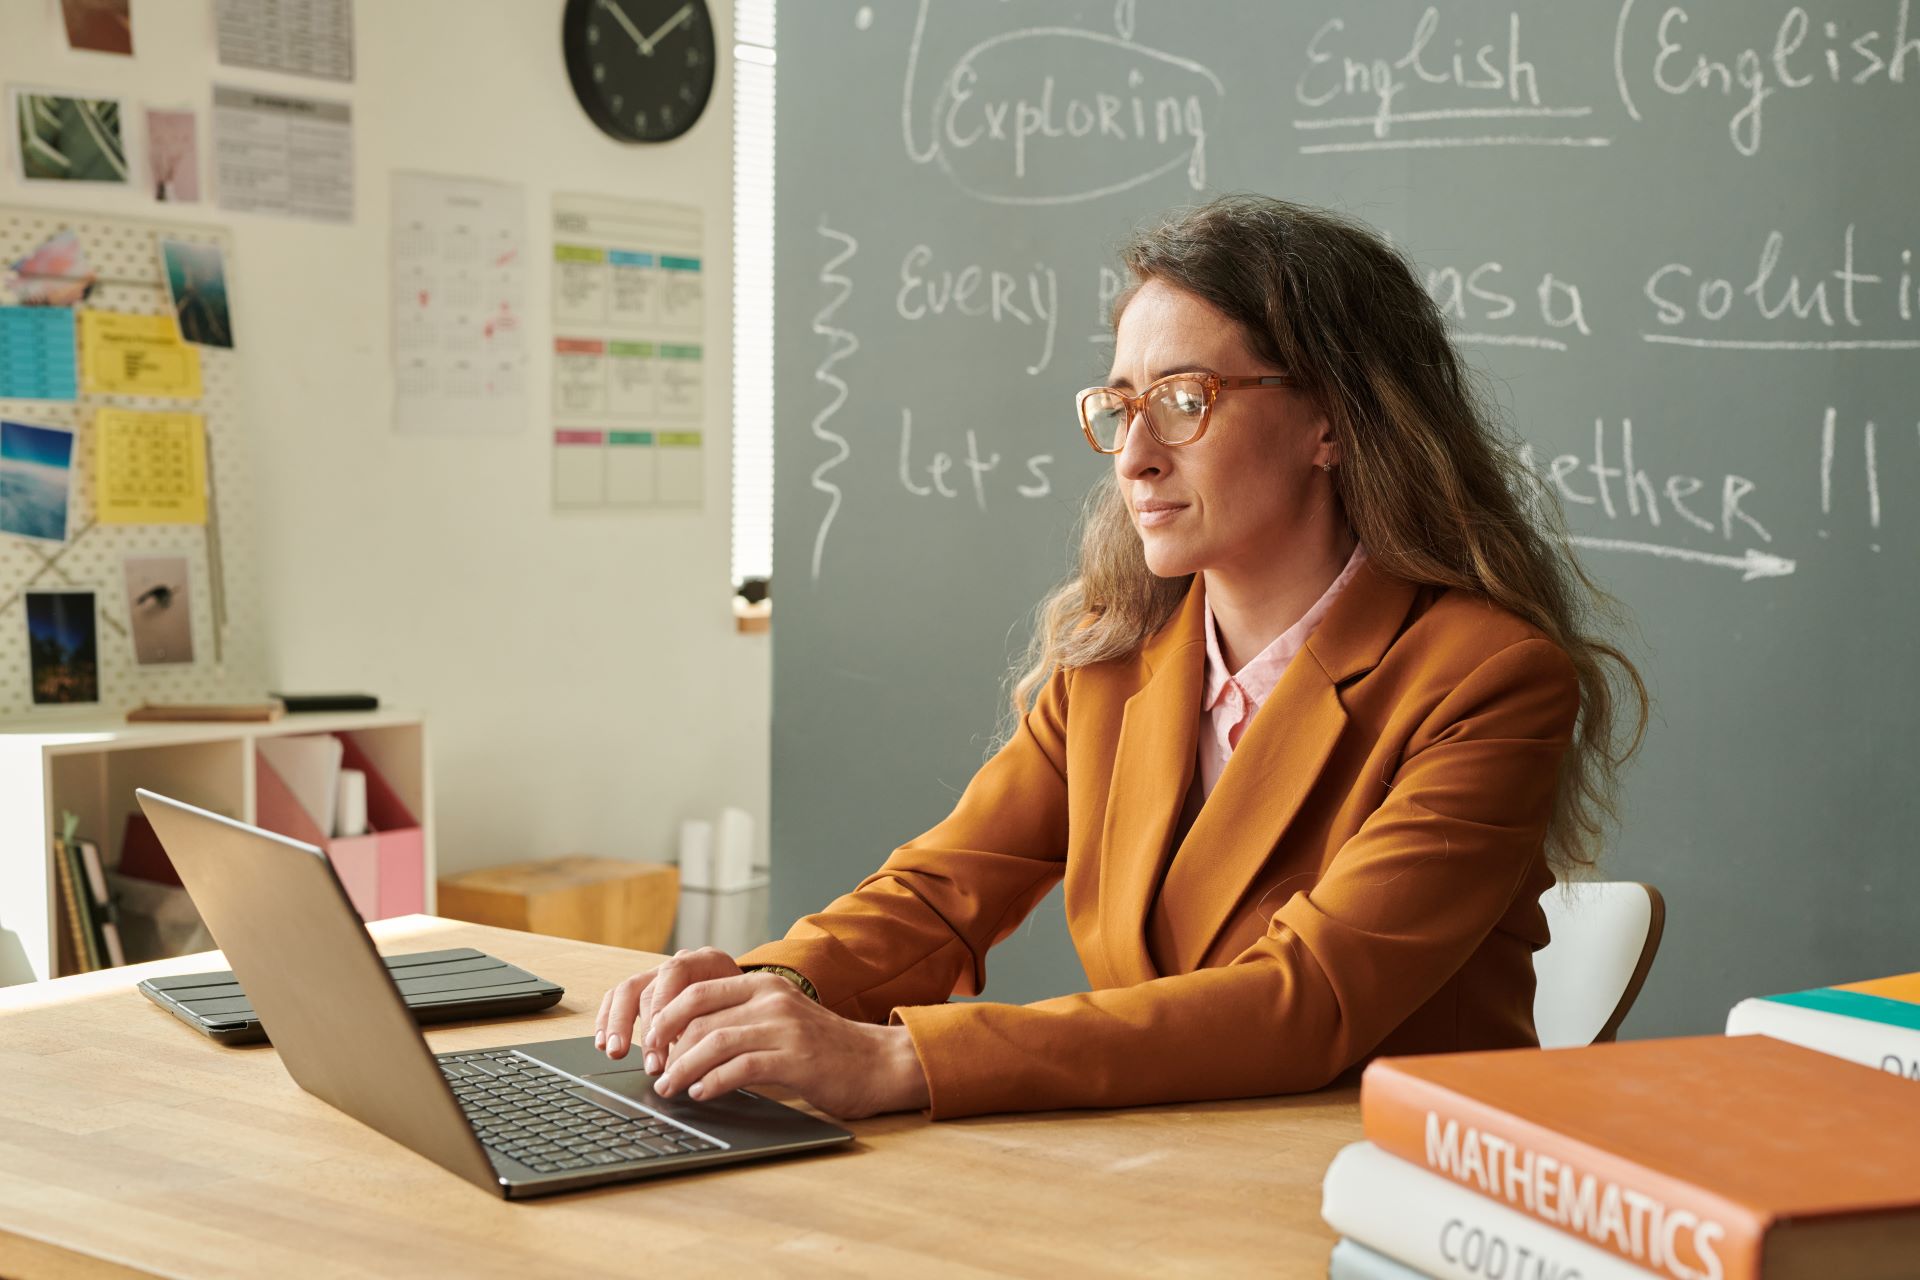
[0,710,434,986]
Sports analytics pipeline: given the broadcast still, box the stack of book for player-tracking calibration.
[1726,970,1920,1081]
[53,828,125,971]
[1321,1034,1920,1279]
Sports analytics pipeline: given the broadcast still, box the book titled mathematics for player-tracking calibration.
[1361,1035,1920,1280]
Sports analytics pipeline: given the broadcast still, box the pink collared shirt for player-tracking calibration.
[1196,542,1369,801]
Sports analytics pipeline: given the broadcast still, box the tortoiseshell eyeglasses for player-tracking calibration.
[1076,371,1294,454]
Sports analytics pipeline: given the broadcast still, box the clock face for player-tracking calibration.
[563,0,716,144]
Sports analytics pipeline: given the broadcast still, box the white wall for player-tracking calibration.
[0,1,770,878]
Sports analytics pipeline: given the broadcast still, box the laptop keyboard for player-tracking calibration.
[439,1049,723,1174]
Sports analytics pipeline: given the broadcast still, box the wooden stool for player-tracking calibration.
[436,856,679,953]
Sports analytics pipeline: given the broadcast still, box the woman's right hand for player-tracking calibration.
[595,946,743,1073]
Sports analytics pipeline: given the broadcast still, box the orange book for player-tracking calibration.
[1841,973,1920,1002]
[1361,1035,1920,1280]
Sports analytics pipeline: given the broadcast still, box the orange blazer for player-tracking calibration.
[738,560,1580,1119]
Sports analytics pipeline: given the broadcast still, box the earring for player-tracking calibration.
[1319,459,1335,473]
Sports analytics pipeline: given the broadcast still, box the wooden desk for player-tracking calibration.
[0,916,1361,1278]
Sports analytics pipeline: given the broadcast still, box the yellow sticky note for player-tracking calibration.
[79,311,204,399]
[94,408,208,525]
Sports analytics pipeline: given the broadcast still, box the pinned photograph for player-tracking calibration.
[12,89,128,184]
[0,419,77,544]
[5,229,97,306]
[26,591,99,705]
[123,554,195,666]
[159,239,233,348]
[145,109,199,202]
[60,0,134,55]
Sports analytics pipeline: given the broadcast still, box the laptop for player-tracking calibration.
[136,789,853,1198]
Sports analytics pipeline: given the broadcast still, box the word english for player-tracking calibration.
[1621,0,1920,156]
[1297,8,1543,129]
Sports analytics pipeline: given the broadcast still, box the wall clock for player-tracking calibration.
[563,0,716,143]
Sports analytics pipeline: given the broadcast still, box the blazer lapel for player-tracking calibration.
[1094,581,1206,987]
[1152,560,1423,972]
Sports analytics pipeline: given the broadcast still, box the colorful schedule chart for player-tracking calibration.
[550,194,704,510]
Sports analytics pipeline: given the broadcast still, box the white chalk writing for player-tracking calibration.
[902,0,1223,204]
[1615,0,1920,155]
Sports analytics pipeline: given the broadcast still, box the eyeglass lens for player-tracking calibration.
[1082,376,1210,450]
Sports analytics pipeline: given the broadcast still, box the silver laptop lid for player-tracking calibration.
[135,789,499,1192]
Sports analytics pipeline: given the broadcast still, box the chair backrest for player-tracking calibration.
[1531,881,1665,1049]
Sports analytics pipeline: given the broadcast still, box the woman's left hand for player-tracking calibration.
[642,971,931,1120]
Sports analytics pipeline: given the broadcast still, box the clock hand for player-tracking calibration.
[639,3,695,52]
[596,0,652,54]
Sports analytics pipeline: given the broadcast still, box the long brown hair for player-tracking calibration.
[1003,195,1647,874]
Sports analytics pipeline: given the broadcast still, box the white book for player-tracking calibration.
[1329,1239,1430,1280]
[1322,1142,1646,1280]
[77,839,110,905]
[258,734,345,839]
[1726,998,1920,1080]
[100,919,126,967]
[76,838,125,966]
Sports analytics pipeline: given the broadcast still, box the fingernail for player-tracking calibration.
[606,1034,622,1056]
[656,1075,673,1096]
[594,1032,605,1049]
[643,1020,655,1048]
[687,1083,704,1100]
[645,1052,659,1074]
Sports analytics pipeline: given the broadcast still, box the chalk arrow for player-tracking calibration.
[1569,536,1796,581]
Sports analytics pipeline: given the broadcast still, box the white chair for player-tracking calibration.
[1531,881,1665,1049]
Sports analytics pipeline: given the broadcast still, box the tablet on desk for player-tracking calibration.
[138,947,565,1044]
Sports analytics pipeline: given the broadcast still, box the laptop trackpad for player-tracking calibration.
[578,1062,793,1129]
[509,1035,806,1132]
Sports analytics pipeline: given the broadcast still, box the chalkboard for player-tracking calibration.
[770,0,1920,1039]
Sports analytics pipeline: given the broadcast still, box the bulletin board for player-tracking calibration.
[0,205,261,717]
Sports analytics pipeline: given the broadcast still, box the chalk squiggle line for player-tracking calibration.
[809,221,859,583]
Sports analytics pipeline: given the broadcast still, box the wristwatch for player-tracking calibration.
[743,963,820,1003]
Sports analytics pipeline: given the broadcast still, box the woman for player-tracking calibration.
[595,195,1646,1121]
